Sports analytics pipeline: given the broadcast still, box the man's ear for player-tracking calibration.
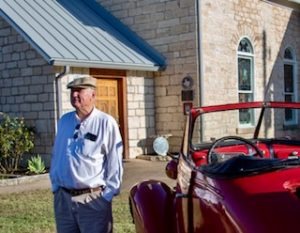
[92,90,96,98]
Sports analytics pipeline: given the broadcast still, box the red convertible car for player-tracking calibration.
[129,101,300,233]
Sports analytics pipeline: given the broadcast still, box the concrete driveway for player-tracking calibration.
[0,159,176,194]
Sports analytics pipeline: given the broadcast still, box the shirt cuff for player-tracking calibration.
[102,187,116,202]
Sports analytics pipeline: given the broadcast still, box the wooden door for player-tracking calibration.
[90,69,128,159]
[95,79,119,124]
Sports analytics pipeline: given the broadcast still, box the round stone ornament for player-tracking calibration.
[153,136,169,156]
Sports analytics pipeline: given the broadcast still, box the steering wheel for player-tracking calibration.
[207,136,264,164]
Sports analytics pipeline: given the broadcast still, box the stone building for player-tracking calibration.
[98,0,300,147]
[0,0,300,163]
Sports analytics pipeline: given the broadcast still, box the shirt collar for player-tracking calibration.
[74,107,96,126]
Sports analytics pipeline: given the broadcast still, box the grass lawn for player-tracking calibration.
[0,189,135,233]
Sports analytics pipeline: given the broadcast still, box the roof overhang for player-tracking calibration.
[50,59,162,72]
[0,0,165,72]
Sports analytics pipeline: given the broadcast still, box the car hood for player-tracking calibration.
[215,167,300,233]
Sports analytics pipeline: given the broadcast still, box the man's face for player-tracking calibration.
[70,87,95,111]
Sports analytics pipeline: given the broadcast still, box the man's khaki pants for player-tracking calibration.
[54,188,112,233]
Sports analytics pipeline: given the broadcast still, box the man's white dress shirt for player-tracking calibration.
[50,108,123,202]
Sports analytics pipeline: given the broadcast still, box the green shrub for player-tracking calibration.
[0,114,35,173]
[27,155,46,174]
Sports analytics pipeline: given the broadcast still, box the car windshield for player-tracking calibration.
[191,104,300,148]
[188,102,300,176]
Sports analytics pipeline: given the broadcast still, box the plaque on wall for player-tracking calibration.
[181,90,194,101]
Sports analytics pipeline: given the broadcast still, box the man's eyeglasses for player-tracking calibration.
[73,124,80,139]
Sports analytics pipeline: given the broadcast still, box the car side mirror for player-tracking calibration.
[165,157,178,180]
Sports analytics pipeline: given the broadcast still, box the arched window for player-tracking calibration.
[237,38,254,126]
[284,47,297,125]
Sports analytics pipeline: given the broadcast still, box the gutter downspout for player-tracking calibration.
[195,0,204,141]
[55,66,70,133]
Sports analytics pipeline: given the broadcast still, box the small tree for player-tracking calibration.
[0,114,35,174]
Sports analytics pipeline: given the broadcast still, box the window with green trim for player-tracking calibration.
[238,38,254,126]
[284,47,297,125]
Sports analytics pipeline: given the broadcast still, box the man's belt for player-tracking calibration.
[61,186,105,196]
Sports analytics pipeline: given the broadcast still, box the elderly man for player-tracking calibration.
[50,75,123,233]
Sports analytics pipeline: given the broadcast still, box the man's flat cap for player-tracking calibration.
[67,75,97,89]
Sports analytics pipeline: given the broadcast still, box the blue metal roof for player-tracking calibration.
[0,0,165,71]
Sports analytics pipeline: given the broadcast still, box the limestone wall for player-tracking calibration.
[0,18,56,163]
[201,0,300,105]
[98,0,198,153]
[126,72,156,157]
[99,0,300,145]
[200,0,300,138]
